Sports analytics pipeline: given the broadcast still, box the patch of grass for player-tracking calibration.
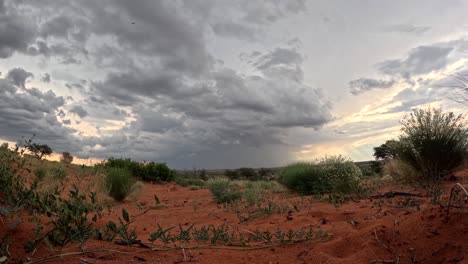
[34,165,48,182]
[49,164,67,180]
[383,159,420,184]
[173,175,206,188]
[207,177,242,204]
[104,167,135,202]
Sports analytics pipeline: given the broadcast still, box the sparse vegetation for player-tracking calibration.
[207,177,242,204]
[102,158,175,182]
[104,167,135,202]
[279,156,362,195]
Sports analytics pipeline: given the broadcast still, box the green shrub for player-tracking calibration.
[317,156,361,194]
[105,167,135,202]
[398,108,468,181]
[279,162,327,195]
[279,156,361,195]
[237,167,259,180]
[224,169,239,180]
[207,177,242,204]
[102,158,174,182]
[144,162,174,182]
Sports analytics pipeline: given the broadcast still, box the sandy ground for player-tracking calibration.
[1,166,467,264]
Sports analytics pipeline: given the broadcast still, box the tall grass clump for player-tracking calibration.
[398,108,468,181]
[279,156,361,195]
[207,177,242,204]
[105,167,135,202]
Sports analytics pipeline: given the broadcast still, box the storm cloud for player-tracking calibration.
[0,0,467,168]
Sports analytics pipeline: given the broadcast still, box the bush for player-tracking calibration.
[237,167,259,180]
[398,108,468,181]
[224,169,239,180]
[207,177,242,204]
[279,156,362,195]
[105,167,135,202]
[102,158,174,182]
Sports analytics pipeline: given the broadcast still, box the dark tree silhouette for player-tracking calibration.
[28,143,53,159]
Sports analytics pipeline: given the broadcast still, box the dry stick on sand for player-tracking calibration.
[26,245,287,264]
[446,183,468,219]
[370,192,421,199]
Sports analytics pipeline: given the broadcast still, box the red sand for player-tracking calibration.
[1,168,467,264]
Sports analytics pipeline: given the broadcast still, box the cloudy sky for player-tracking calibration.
[0,0,467,169]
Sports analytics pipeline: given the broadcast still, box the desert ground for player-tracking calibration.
[1,158,467,264]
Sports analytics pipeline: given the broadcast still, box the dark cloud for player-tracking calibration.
[0,1,330,168]
[0,2,37,58]
[69,105,88,118]
[243,0,306,25]
[40,15,75,39]
[6,68,33,87]
[349,78,395,95]
[0,72,80,154]
[378,45,453,77]
[137,110,183,134]
[383,24,430,35]
[212,22,257,41]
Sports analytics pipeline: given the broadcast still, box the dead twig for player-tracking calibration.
[446,183,468,220]
[371,192,421,199]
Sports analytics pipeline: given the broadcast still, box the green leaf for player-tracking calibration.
[122,208,130,223]
[154,195,160,204]
[0,256,7,263]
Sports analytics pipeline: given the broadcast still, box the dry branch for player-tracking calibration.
[371,192,421,199]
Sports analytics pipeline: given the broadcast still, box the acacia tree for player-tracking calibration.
[28,143,53,159]
[373,139,401,160]
[61,152,73,164]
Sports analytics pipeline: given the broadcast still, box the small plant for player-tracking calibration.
[49,164,67,180]
[34,166,48,182]
[104,167,135,202]
[207,177,242,204]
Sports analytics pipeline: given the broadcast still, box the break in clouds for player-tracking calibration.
[0,0,467,168]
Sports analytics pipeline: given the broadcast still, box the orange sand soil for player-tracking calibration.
[1,168,467,264]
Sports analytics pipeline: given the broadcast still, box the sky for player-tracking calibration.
[0,0,467,169]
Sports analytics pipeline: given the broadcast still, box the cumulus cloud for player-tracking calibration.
[377,45,454,78]
[0,71,81,153]
[0,1,37,58]
[69,105,88,118]
[6,68,33,88]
